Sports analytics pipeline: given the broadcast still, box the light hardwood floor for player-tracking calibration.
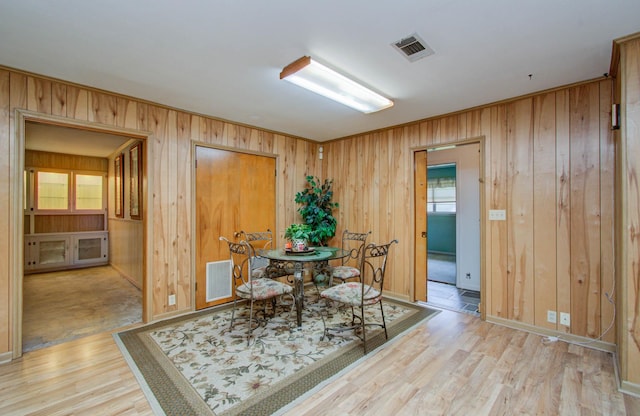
[1,308,639,415]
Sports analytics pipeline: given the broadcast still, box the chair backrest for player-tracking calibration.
[236,229,273,251]
[220,236,252,286]
[360,240,398,297]
[236,229,273,269]
[340,229,371,267]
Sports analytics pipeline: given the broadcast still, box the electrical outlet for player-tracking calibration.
[489,209,506,220]
[168,294,176,306]
[560,312,570,326]
[547,310,557,324]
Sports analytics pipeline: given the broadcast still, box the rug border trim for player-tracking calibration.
[113,333,166,416]
[116,297,439,416]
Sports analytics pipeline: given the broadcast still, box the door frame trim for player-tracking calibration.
[11,109,153,358]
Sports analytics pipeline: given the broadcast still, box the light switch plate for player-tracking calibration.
[489,209,506,220]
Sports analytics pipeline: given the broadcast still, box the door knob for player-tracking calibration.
[421,231,427,238]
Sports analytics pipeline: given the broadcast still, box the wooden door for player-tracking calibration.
[414,150,427,302]
[195,146,276,309]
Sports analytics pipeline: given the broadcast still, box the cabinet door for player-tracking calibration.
[73,232,108,265]
[33,235,71,268]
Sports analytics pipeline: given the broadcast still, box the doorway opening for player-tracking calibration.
[415,142,482,316]
[12,111,150,358]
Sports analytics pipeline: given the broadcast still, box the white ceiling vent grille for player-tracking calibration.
[392,33,434,62]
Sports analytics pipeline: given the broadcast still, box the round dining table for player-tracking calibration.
[258,246,349,327]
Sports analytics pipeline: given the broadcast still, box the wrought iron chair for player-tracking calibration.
[331,229,371,285]
[320,239,398,353]
[220,236,293,345]
[237,229,292,282]
[236,229,274,279]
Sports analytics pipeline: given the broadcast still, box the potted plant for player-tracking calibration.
[284,223,312,251]
[295,175,339,246]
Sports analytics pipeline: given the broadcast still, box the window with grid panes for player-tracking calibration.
[427,164,456,213]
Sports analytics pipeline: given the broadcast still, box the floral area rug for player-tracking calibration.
[115,289,439,415]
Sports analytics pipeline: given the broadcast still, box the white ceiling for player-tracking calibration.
[1,0,639,142]
[25,122,131,158]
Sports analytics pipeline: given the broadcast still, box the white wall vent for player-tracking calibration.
[391,33,435,62]
[206,260,232,302]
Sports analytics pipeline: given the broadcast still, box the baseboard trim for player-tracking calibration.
[486,316,616,353]
[0,351,13,364]
[384,292,411,303]
[620,380,640,398]
[109,263,142,290]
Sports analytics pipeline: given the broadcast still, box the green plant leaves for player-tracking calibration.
[294,176,339,245]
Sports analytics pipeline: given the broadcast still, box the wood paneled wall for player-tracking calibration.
[33,215,104,233]
[323,79,616,344]
[109,219,144,288]
[0,64,626,370]
[0,68,319,356]
[617,35,640,390]
[25,149,108,172]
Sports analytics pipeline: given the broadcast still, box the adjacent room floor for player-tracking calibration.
[427,280,480,316]
[427,252,456,285]
[22,265,142,352]
[427,252,480,316]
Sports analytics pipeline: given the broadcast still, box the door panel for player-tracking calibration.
[414,150,427,302]
[195,146,276,309]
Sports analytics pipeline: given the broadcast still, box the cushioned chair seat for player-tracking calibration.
[236,278,292,300]
[320,281,381,306]
[251,266,267,279]
[331,230,370,284]
[331,265,361,280]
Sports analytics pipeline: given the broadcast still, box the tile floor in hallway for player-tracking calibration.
[427,280,480,316]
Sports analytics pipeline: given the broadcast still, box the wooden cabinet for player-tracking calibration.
[73,232,109,265]
[25,231,108,273]
[22,153,111,274]
[25,234,71,271]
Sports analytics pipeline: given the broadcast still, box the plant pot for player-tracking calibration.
[292,239,307,251]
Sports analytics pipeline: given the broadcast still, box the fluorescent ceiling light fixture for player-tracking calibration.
[280,56,393,113]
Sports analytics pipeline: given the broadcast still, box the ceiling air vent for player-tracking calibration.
[392,33,434,62]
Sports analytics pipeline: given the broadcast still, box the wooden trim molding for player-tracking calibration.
[0,351,12,365]
[610,32,640,86]
[487,316,616,353]
[620,381,640,399]
[11,110,26,358]
[129,142,142,220]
